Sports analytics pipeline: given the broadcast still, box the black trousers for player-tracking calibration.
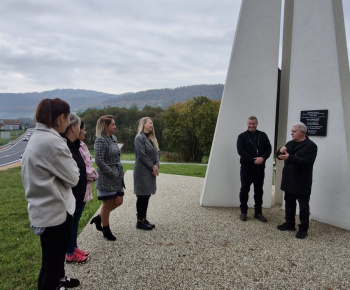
[136,195,151,219]
[239,167,265,214]
[38,213,73,290]
[284,192,310,232]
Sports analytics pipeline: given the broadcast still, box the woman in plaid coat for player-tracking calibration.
[90,115,124,241]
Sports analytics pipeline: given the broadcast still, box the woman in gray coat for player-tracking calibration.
[90,115,124,241]
[22,98,80,289]
[134,117,160,230]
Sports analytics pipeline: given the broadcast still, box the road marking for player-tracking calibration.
[0,150,24,159]
[0,159,21,167]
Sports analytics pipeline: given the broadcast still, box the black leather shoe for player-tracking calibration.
[296,231,308,239]
[144,219,155,228]
[136,219,153,230]
[240,213,247,221]
[254,213,267,222]
[59,276,80,288]
[277,223,296,231]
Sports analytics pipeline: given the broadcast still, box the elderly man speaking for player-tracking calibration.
[276,122,317,239]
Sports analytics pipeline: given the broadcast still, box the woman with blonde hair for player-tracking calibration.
[90,115,124,241]
[134,117,159,230]
[61,114,90,264]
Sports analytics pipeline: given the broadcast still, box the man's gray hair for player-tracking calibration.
[248,116,258,122]
[292,122,307,133]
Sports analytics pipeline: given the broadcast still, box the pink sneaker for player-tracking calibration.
[75,247,89,257]
[65,252,89,264]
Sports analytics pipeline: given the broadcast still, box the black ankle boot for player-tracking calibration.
[144,218,155,228]
[136,217,153,230]
[90,215,103,231]
[102,225,116,241]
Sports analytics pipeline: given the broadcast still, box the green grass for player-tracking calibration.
[158,164,207,177]
[121,152,136,161]
[0,167,40,289]
[0,130,26,146]
[89,151,135,161]
[89,150,209,164]
[0,162,207,289]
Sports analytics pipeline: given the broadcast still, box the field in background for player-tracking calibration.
[89,151,209,164]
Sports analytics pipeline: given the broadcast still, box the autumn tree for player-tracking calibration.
[78,105,165,151]
[163,96,220,162]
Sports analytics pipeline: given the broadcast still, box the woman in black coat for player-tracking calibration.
[61,114,89,263]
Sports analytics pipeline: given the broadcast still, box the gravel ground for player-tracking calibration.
[66,171,350,290]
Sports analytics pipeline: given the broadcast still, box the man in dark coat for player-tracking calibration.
[276,122,317,239]
[237,116,272,222]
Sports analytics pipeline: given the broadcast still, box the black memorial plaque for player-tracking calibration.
[300,110,328,136]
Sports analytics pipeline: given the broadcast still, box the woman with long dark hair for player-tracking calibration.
[21,98,80,289]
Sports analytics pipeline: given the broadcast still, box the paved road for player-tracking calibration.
[0,138,28,167]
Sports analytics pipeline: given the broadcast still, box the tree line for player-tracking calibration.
[78,96,220,163]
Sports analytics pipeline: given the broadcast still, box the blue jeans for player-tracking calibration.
[67,202,86,254]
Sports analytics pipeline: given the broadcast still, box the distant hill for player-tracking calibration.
[103,84,224,108]
[0,84,224,119]
[0,89,116,119]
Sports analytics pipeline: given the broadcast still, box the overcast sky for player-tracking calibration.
[1,0,350,95]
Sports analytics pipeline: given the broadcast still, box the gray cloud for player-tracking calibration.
[0,0,349,94]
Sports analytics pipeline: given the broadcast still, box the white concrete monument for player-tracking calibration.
[276,0,350,230]
[200,0,281,207]
[203,0,350,231]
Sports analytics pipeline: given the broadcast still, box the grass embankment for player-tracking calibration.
[0,130,26,146]
[0,163,207,289]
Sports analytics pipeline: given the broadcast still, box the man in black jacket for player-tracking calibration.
[237,116,272,222]
[276,122,317,239]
